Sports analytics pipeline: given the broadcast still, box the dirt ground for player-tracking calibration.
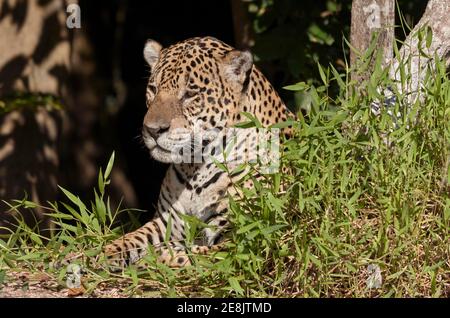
[0,270,138,298]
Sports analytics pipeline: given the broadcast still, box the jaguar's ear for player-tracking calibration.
[221,50,253,86]
[144,39,162,70]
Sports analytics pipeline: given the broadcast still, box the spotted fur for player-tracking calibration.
[104,37,293,270]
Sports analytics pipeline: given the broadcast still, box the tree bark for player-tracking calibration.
[388,0,450,104]
[350,0,395,83]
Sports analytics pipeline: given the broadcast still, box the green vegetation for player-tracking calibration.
[0,93,63,115]
[0,38,449,297]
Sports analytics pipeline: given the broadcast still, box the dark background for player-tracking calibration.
[77,0,237,218]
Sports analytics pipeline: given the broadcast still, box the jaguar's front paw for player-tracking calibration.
[157,248,191,267]
[102,245,126,271]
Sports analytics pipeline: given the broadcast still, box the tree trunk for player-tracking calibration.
[388,0,450,104]
[350,0,395,83]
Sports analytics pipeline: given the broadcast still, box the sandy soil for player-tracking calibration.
[0,270,136,298]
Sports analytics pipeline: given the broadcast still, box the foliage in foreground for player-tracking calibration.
[0,42,449,297]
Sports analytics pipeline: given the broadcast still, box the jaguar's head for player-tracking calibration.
[141,37,253,164]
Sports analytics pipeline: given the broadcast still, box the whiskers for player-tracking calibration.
[134,133,149,151]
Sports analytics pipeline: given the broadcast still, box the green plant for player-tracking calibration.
[0,33,448,297]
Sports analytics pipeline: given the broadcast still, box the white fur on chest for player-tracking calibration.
[162,165,230,221]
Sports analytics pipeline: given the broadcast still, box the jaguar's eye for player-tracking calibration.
[184,90,197,99]
[148,84,157,95]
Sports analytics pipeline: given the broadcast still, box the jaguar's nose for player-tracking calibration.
[143,124,169,140]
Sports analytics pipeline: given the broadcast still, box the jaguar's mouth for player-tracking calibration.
[143,135,189,153]
[142,135,157,150]
[153,144,172,154]
[143,135,188,163]
[148,144,173,163]
[142,129,219,164]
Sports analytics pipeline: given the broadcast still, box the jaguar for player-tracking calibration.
[104,36,293,270]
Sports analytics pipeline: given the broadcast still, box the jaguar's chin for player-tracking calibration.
[144,134,201,164]
[150,145,177,163]
[143,135,172,163]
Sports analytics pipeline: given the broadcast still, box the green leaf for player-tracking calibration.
[59,222,79,234]
[228,277,245,295]
[128,266,139,286]
[98,169,105,196]
[91,217,101,233]
[94,189,106,225]
[58,186,79,206]
[104,151,115,180]
[426,26,433,49]
[283,82,309,91]
[17,252,43,261]
[329,64,345,90]
[261,224,286,236]
[45,213,74,220]
[29,232,43,245]
[308,252,322,267]
[317,63,328,86]
[58,186,88,219]
[239,112,263,128]
[211,157,228,172]
[270,120,296,129]
[164,214,172,244]
[85,248,101,258]
[61,202,83,222]
[12,199,38,209]
[307,23,334,45]
[236,221,261,234]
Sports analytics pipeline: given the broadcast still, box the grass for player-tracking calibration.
[0,35,449,297]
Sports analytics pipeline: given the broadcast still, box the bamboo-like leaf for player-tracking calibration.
[228,277,244,295]
[104,151,115,180]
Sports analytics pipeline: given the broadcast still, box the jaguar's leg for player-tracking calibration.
[190,214,230,255]
[190,243,224,255]
[157,246,191,267]
[204,214,230,246]
[104,216,190,271]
